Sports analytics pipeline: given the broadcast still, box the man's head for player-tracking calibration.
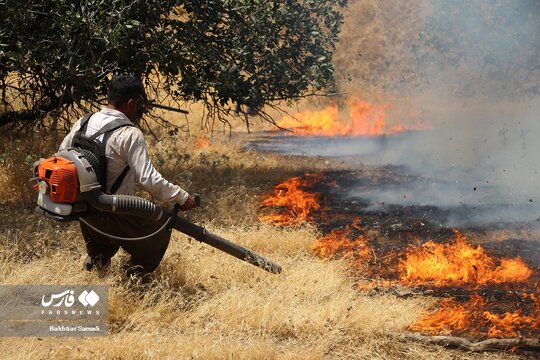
[107,74,147,123]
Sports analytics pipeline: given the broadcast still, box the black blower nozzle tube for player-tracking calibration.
[171,215,283,274]
[85,192,282,274]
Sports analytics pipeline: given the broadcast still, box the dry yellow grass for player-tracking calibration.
[0,2,530,356]
[0,216,519,360]
[0,218,522,359]
[0,125,525,359]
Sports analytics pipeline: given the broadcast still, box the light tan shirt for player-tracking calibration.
[59,108,189,205]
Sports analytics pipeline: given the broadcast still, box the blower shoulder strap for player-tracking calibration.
[109,165,130,195]
[88,118,134,142]
[74,113,134,142]
[76,112,95,137]
[98,118,135,194]
[74,113,135,194]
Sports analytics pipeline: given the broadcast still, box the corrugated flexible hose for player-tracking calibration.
[87,192,163,222]
[82,192,282,274]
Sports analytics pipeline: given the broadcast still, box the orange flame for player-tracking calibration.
[257,173,539,339]
[259,174,322,226]
[276,98,420,137]
[195,135,211,149]
[411,294,540,338]
[311,218,371,264]
[399,230,532,287]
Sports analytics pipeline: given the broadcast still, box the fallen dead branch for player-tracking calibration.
[399,332,540,352]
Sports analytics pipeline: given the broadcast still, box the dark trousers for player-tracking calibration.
[79,212,172,273]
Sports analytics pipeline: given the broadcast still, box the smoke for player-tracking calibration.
[417,0,540,100]
[260,1,540,228]
[334,0,540,99]
[346,99,540,227]
[325,4,540,337]
[257,100,540,227]
[378,0,540,226]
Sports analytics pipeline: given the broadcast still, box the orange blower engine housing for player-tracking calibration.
[36,156,79,204]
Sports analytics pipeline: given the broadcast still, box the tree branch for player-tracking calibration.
[399,332,540,352]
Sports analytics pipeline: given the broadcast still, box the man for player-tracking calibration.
[59,74,197,276]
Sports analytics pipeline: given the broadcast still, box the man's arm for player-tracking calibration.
[122,128,190,205]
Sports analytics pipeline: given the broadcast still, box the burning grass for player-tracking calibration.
[400,229,533,287]
[275,98,424,137]
[0,122,533,358]
[399,231,538,340]
[311,218,371,267]
[259,171,540,344]
[410,294,540,339]
[258,173,323,226]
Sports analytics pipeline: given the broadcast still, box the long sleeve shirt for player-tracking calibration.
[59,107,189,205]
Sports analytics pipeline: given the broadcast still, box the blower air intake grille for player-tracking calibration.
[50,169,77,203]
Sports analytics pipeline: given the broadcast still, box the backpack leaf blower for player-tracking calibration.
[32,148,282,274]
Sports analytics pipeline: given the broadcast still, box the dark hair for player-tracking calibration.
[107,74,146,105]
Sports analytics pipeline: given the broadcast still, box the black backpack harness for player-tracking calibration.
[72,112,134,194]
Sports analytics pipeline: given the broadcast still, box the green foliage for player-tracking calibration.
[0,0,346,128]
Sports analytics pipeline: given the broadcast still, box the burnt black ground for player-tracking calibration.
[249,133,540,340]
[247,132,540,266]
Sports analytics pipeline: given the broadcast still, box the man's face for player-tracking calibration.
[133,95,147,124]
[125,95,147,125]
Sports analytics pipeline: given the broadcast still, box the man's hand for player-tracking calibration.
[180,195,198,211]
